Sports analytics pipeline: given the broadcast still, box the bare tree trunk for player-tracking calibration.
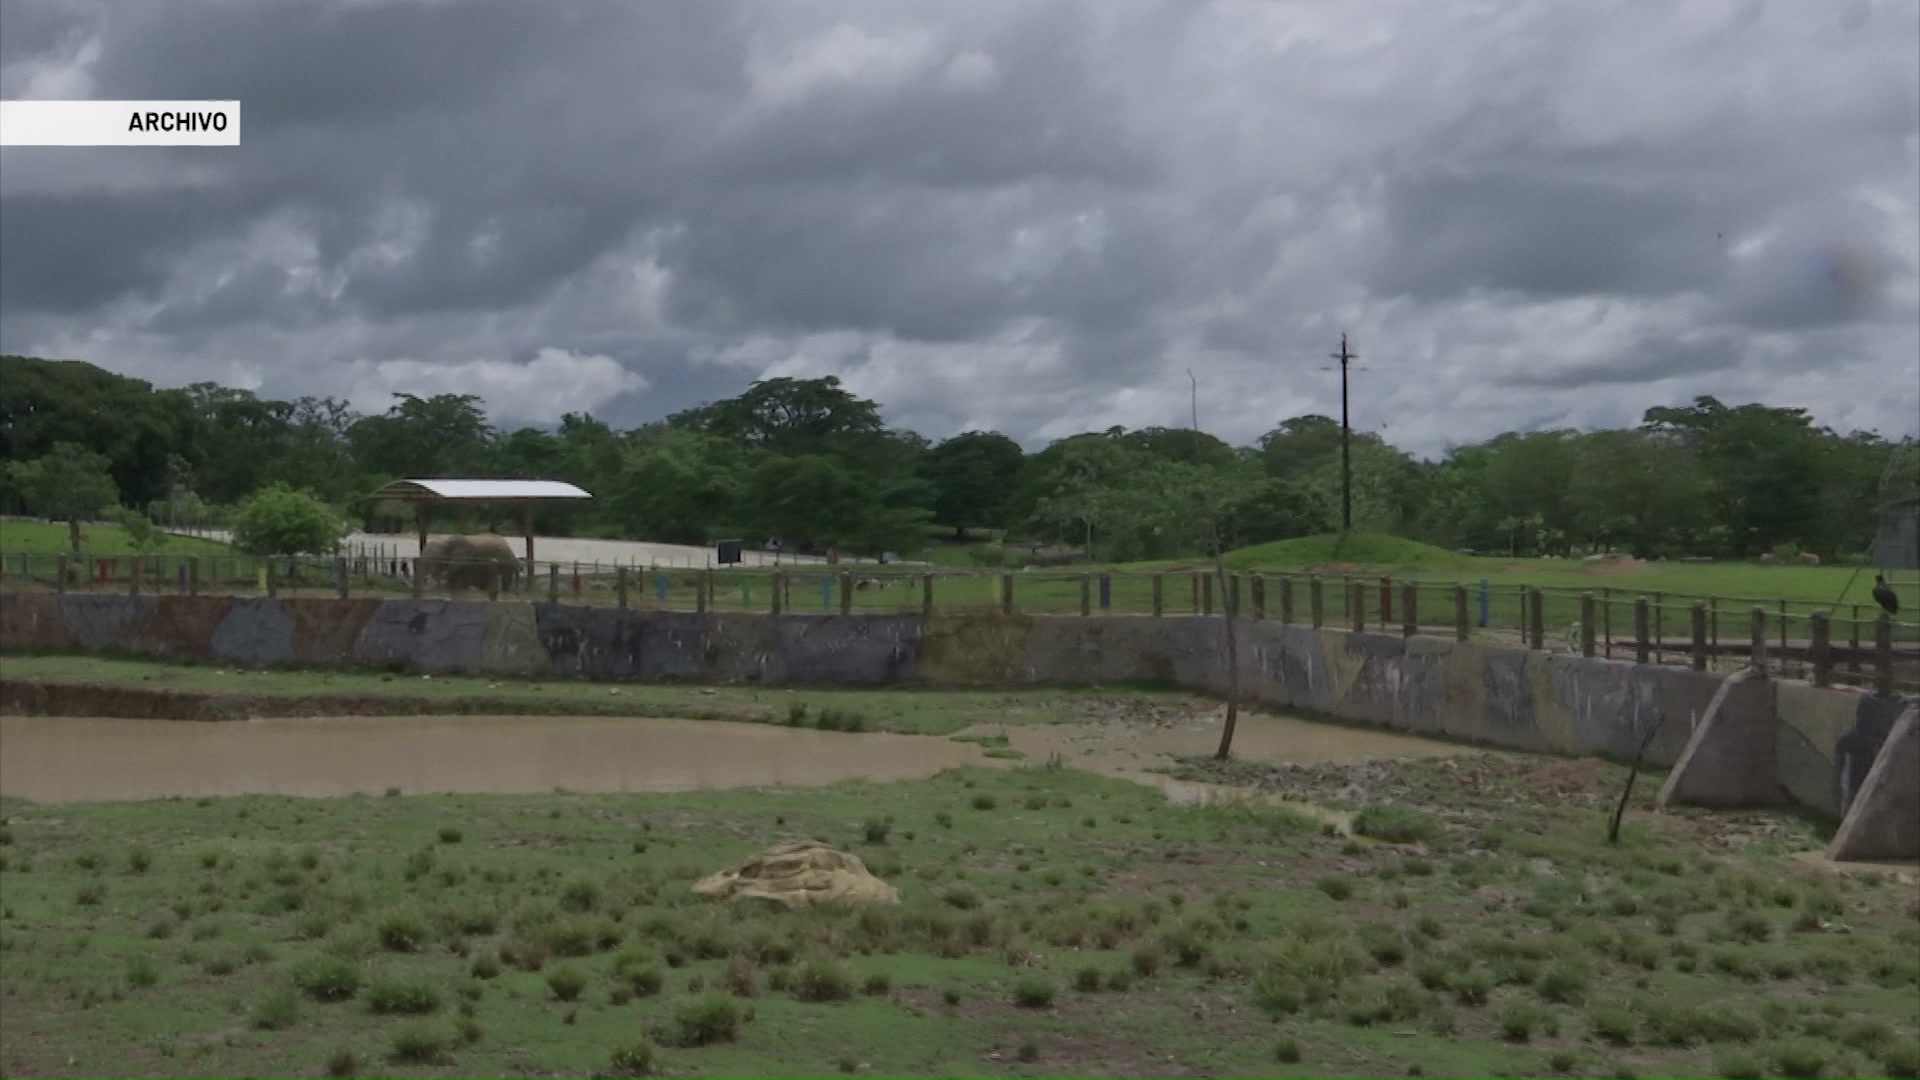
[1211,520,1242,760]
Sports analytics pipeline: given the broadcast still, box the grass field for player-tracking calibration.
[0,520,229,558]
[1,741,1915,1079]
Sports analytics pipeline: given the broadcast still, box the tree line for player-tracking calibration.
[1,354,1911,561]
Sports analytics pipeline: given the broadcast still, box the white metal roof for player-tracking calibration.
[372,478,593,502]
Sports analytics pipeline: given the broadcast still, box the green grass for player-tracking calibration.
[0,654,1193,737]
[0,748,1914,1078]
[0,520,227,557]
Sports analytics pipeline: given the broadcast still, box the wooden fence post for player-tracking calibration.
[486,564,500,601]
[840,572,854,616]
[188,556,200,597]
[1652,591,1665,665]
[922,574,935,617]
[1528,589,1545,651]
[1251,575,1267,620]
[1402,583,1417,638]
[264,560,277,598]
[1690,601,1708,671]
[1602,586,1613,658]
[1201,574,1214,616]
[1809,612,1832,687]
[1350,580,1365,632]
[1310,576,1325,628]
[548,563,560,603]
[1151,573,1164,617]
[1749,607,1767,671]
[771,572,785,614]
[1277,576,1294,625]
[335,556,349,599]
[55,554,69,595]
[1633,597,1650,663]
[1001,573,1014,616]
[1848,604,1863,681]
[1379,576,1394,623]
[1453,584,1469,641]
[1580,592,1596,657]
[1875,614,1895,695]
[129,556,142,596]
[1080,573,1092,617]
[616,566,629,610]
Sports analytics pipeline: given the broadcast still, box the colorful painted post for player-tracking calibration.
[1080,574,1091,617]
[1580,593,1597,657]
[1809,612,1832,687]
[656,573,670,605]
[1379,576,1393,623]
[1151,574,1164,617]
[1453,584,1468,641]
[1633,597,1650,663]
[1402,583,1417,638]
[1098,573,1112,611]
[1309,576,1324,628]
[1874,614,1894,695]
[617,567,630,609]
[1478,579,1490,628]
[1690,601,1708,671]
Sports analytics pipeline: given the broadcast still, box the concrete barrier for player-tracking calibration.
[1,592,1912,842]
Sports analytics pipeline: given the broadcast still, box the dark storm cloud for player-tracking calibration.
[0,0,1914,451]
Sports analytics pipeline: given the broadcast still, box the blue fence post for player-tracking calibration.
[821,576,833,610]
[1099,574,1112,610]
[1478,579,1490,628]
[656,574,670,603]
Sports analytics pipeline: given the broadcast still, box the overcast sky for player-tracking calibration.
[2,0,1916,458]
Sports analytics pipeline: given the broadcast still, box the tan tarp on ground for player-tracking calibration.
[690,841,900,909]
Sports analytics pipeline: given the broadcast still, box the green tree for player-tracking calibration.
[920,431,1026,536]
[670,376,886,458]
[0,356,198,507]
[609,431,753,545]
[102,506,168,554]
[231,484,346,557]
[7,442,120,551]
[347,393,495,480]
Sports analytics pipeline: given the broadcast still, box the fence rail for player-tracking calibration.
[4,552,1916,692]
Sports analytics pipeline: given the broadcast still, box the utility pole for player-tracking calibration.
[1332,333,1358,535]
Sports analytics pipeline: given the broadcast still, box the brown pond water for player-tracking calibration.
[0,708,1462,806]
[0,715,985,803]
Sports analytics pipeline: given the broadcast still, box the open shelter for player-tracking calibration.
[369,478,593,579]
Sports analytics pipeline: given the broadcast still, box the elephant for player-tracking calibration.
[418,533,521,592]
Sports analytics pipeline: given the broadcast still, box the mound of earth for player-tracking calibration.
[691,841,900,909]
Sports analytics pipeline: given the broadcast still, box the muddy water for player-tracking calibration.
[0,715,985,803]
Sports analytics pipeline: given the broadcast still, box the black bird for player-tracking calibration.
[1872,574,1899,616]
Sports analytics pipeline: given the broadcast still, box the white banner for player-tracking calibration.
[0,100,241,146]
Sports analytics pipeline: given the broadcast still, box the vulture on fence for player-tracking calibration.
[1873,574,1900,616]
